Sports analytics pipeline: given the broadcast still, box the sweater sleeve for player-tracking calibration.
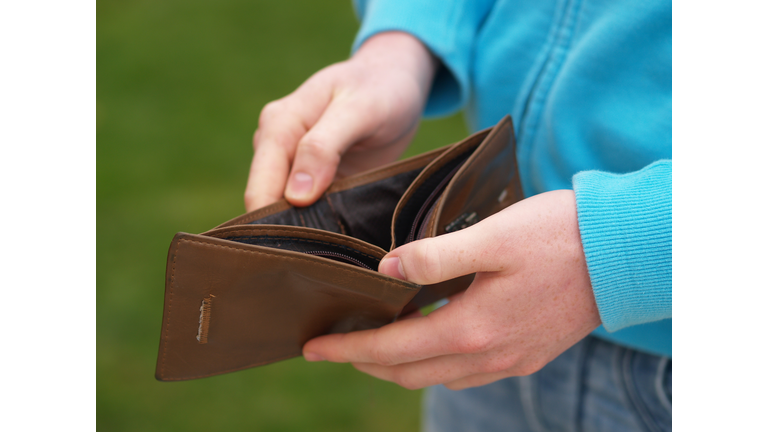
[352,0,495,117]
[573,160,672,332]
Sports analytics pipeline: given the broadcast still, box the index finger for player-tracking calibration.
[244,78,333,211]
[244,131,291,211]
[302,301,466,365]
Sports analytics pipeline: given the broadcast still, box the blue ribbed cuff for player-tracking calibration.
[573,160,672,332]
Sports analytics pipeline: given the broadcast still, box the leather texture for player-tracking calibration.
[156,115,524,381]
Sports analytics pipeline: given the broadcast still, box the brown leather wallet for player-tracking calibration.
[156,115,523,381]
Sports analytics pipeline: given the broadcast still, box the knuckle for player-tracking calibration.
[369,337,396,366]
[454,327,494,354]
[516,360,545,377]
[444,381,466,391]
[391,369,422,390]
[372,350,395,367]
[401,381,423,391]
[258,101,282,126]
[346,96,380,116]
[479,355,516,374]
[411,241,443,283]
[244,191,255,208]
[297,137,324,154]
[298,137,340,164]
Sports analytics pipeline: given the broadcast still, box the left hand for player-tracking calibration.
[302,190,602,390]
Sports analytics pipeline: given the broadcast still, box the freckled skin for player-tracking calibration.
[303,190,601,391]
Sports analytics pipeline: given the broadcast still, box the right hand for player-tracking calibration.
[244,31,438,211]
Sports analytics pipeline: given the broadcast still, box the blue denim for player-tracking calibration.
[424,336,671,432]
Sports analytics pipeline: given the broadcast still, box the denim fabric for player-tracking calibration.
[424,336,671,432]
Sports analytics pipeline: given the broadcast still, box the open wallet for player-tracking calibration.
[155,115,524,381]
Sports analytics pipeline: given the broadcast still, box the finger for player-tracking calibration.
[351,357,469,390]
[443,369,516,391]
[284,97,380,206]
[244,131,291,211]
[350,348,514,390]
[396,309,424,321]
[349,342,523,390]
[447,291,465,302]
[303,302,467,365]
[378,213,514,285]
[244,79,334,211]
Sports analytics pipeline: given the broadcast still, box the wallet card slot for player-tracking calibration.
[222,235,382,271]
[243,167,424,251]
[245,198,344,234]
[324,167,423,250]
[394,149,474,247]
[406,160,465,244]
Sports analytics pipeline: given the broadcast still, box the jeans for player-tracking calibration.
[423,336,671,432]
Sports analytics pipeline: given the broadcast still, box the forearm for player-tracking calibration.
[354,32,438,105]
[352,0,496,116]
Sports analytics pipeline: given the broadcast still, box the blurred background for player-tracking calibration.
[97,0,468,430]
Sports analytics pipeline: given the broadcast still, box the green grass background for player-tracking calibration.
[97,1,468,430]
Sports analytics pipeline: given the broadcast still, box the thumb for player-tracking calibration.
[378,218,511,285]
[284,98,378,206]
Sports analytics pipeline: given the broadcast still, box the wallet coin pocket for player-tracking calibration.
[213,148,446,251]
[204,225,386,271]
[393,146,476,247]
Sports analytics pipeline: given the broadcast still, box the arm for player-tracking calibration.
[353,0,496,117]
[245,0,496,210]
[574,160,672,331]
[302,162,672,389]
[245,32,436,210]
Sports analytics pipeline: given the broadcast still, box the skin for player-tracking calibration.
[245,31,437,210]
[246,32,602,390]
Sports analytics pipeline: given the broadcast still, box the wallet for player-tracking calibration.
[156,115,523,381]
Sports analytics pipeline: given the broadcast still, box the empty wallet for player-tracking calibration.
[156,115,524,381]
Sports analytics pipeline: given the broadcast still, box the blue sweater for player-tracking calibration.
[353,0,672,357]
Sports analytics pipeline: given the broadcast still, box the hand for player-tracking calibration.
[302,190,601,390]
[245,32,437,211]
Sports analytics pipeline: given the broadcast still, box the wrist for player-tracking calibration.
[354,31,437,100]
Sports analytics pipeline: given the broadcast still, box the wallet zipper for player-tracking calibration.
[303,251,374,271]
[406,162,465,244]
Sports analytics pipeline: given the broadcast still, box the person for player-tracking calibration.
[245,0,671,431]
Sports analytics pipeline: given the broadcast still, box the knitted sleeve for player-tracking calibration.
[352,0,495,116]
[573,160,672,332]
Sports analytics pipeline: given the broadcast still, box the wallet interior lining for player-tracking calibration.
[222,235,382,271]
[244,147,475,252]
[246,167,424,251]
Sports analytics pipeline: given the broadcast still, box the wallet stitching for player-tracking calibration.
[324,194,347,235]
[297,210,307,227]
[427,197,441,237]
[222,235,382,261]
[329,165,408,191]
[222,201,292,226]
[206,228,385,257]
[160,121,513,380]
[328,151,440,192]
